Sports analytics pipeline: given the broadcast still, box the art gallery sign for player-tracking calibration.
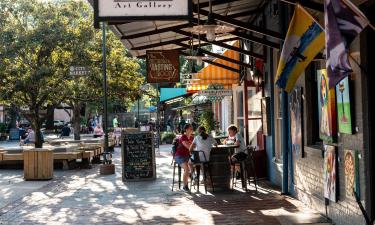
[93,0,192,27]
[146,50,180,83]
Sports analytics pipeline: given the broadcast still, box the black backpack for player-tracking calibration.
[171,137,180,156]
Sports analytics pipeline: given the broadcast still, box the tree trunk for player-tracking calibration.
[34,119,43,148]
[73,102,81,140]
[8,104,18,128]
[45,105,54,130]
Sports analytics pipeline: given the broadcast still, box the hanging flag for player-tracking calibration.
[276,4,325,92]
[325,0,369,87]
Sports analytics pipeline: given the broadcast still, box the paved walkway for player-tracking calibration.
[0,145,328,225]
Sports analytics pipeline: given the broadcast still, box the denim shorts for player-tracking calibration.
[175,156,189,165]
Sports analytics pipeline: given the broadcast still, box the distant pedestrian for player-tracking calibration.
[93,124,104,138]
[113,115,119,128]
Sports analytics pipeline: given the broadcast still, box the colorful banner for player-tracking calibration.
[276,4,325,92]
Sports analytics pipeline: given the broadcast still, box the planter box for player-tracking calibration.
[24,148,53,180]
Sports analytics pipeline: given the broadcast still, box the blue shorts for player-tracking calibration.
[175,156,189,165]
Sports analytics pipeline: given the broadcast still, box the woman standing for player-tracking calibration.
[174,124,194,191]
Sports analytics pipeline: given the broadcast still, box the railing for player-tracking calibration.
[354,189,373,225]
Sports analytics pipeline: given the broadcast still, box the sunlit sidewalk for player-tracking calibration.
[0,145,328,225]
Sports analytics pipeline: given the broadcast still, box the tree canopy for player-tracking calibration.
[0,0,145,146]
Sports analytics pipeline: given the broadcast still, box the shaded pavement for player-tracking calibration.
[0,144,328,225]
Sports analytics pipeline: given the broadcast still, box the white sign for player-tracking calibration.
[69,66,91,76]
[199,89,233,97]
[98,0,190,18]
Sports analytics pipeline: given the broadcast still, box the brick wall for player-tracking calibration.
[292,37,368,225]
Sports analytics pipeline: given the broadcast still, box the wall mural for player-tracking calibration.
[344,149,359,198]
[317,69,337,143]
[290,87,304,158]
[324,145,337,202]
[336,76,353,134]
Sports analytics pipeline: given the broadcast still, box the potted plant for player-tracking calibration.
[161,131,176,144]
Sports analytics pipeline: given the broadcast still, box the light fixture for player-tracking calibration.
[252,68,263,86]
[186,0,235,42]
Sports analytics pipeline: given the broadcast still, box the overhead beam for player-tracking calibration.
[177,42,252,69]
[131,35,239,51]
[120,9,259,40]
[175,30,265,60]
[180,51,240,73]
[131,37,191,50]
[230,30,280,49]
[280,0,324,12]
[194,7,283,40]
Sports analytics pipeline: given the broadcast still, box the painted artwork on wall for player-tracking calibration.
[324,145,337,202]
[317,69,337,143]
[344,149,359,198]
[290,87,304,158]
[336,77,353,134]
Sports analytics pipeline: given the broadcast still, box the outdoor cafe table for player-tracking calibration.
[207,144,239,192]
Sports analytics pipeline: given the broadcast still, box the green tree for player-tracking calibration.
[0,0,145,145]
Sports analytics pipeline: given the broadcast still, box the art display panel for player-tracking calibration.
[290,87,304,158]
[336,77,353,134]
[344,149,359,198]
[324,145,337,202]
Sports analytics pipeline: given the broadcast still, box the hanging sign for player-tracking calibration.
[146,50,180,83]
[199,89,233,97]
[69,66,91,76]
[93,0,192,27]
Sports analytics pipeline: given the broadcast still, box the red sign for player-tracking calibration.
[146,50,180,83]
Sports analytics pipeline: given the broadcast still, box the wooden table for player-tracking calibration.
[206,145,239,191]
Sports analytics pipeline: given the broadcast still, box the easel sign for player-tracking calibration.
[121,131,156,181]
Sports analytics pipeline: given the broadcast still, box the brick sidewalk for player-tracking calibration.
[0,146,328,225]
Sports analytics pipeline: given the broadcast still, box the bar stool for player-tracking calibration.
[231,146,257,192]
[245,146,258,192]
[190,150,214,193]
[171,159,182,191]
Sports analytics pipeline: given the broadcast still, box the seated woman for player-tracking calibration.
[93,124,104,138]
[189,126,217,162]
[174,124,194,192]
[189,126,217,184]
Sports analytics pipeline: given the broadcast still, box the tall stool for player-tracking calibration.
[231,159,248,191]
[246,146,258,192]
[171,159,182,191]
[190,151,214,193]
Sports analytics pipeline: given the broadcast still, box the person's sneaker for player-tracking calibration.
[182,185,190,192]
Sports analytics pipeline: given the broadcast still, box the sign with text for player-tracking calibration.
[146,50,180,83]
[122,131,156,181]
[69,66,91,76]
[199,89,233,97]
[94,0,191,25]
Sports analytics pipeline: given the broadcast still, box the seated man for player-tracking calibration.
[20,128,35,146]
[60,123,71,138]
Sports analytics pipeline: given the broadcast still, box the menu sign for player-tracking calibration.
[122,132,156,181]
[146,50,180,83]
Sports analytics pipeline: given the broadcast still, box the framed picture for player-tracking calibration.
[344,149,359,198]
[317,69,337,143]
[336,77,353,134]
[261,97,271,136]
[290,87,304,158]
[324,145,337,202]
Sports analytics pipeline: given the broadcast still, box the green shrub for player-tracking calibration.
[199,111,215,133]
[0,123,6,133]
[161,131,176,142]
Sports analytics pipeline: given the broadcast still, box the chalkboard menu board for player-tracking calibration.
[122,131,156,181]
[9,128,20,140]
